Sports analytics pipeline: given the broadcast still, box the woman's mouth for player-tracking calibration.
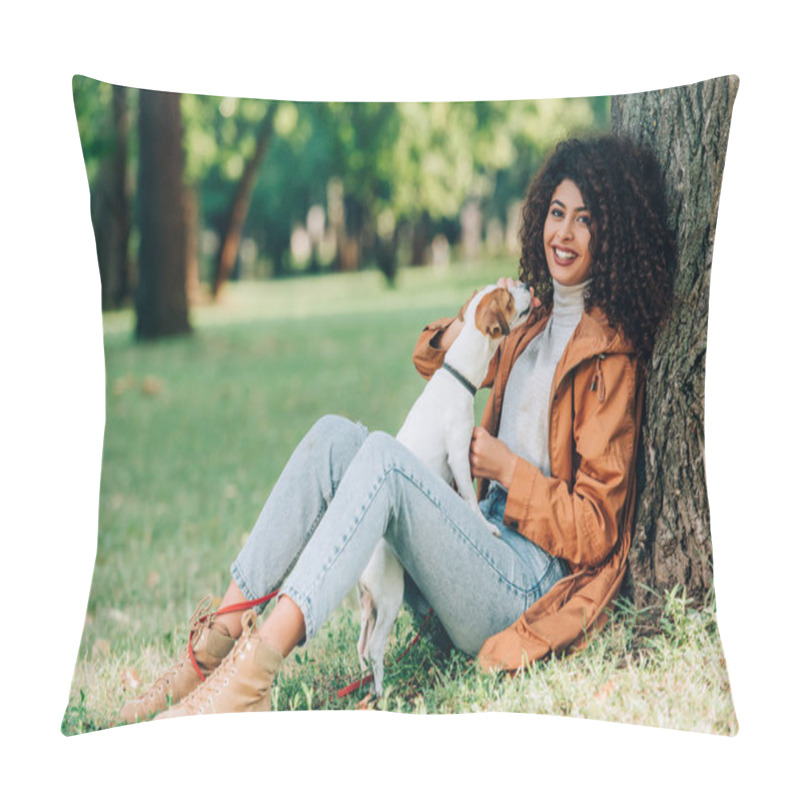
[552,246,578,267]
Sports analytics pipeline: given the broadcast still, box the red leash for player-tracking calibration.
[187,590,278,681]
[187,591,434,701]
[334,606,434,700]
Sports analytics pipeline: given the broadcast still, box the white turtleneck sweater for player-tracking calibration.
[492,278,590,492]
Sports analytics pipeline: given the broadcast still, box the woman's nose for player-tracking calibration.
[558,219,574,241]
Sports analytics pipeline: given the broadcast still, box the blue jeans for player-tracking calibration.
[231,415,568,656]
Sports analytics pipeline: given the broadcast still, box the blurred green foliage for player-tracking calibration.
[72,76,608,288]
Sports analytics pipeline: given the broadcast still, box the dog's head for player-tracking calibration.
[460,284,533,340]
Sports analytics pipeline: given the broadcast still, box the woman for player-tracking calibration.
[118,135,673,722]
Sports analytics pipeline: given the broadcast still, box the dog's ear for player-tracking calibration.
[457,290,478,322]
[476,289,512,339]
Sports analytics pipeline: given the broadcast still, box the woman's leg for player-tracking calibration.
[212,413,368,640]
[196,581,305,656]
[223,414,369,625]
[157,427,566,718]
[273,430,566,655]
[119,414,367,723]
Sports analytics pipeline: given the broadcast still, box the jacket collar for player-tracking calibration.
[510,304,633,366]
[495,306,634,419]
[488,305,635,433]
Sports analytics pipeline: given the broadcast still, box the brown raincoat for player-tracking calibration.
[412,304,644,671]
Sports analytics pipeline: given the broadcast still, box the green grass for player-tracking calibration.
[62,260,737,736]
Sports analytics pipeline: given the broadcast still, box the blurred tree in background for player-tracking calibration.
[135,88,190,340]
[75,81,132,310]
[211,102,279,298]
[72,76,608,330]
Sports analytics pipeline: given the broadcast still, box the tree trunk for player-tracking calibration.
[611,76,739,608]
[337,195,364,272]
[410,212,431,266]
[212,103,278,298]
[184,185,201,304]
[375,224,399,286]
[91,84,131,309]
[135,88,191,340]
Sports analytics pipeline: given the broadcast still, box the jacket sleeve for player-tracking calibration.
[412,316,501,388]
[412,317,455,379]
[502,353,639,569]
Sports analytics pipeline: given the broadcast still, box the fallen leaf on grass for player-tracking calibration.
[147,571,160,588]
[93,639,110,658]
[108,608,130,625]
[594,680,616,702]
[141,376,164,395]
[113,375,136,396]
[356,695,375,710]
[121,668,141,691]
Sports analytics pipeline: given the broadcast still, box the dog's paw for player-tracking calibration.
[357,693,378,710]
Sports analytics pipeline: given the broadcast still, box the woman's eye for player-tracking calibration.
[578,214,591,225]
[550,207,563,218]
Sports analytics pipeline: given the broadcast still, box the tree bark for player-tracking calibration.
[184,185,201,304]
[336,195,364,272]
[212,103,278,298]
[375,224,399,286]
[410,212,431,266]
[91,84,131,309]
[135,88,191,340]
[611,76,739,608]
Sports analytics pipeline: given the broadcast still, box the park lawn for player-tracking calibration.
[62,261,737,736]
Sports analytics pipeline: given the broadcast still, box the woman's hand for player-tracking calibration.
[470,426,518,489]
[496,276,520,290]
[496,276,542,308]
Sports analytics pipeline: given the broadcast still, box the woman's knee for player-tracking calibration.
[293,415,369,483]
[357,430,404,471]
[309,413,360,437]
[306,414,368,453]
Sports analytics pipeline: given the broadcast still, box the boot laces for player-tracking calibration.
[131,596,215,705]
[179,610,260,713]
[187,595,216,648]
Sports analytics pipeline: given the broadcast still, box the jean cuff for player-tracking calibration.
[277,584,313,645]
[230,561,272,616]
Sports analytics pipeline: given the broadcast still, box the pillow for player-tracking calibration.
[63,75,738,736]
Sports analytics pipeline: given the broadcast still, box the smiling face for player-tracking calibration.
[543,179,593,285]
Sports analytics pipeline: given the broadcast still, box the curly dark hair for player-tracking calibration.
[518,135,675,358]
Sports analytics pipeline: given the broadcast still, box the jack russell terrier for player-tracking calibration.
[356,282,533,697]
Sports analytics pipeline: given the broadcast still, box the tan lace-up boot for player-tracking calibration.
[155,609,283,719]
[118,596,236,724]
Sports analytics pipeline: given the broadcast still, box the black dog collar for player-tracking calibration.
[442,362,477,396]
